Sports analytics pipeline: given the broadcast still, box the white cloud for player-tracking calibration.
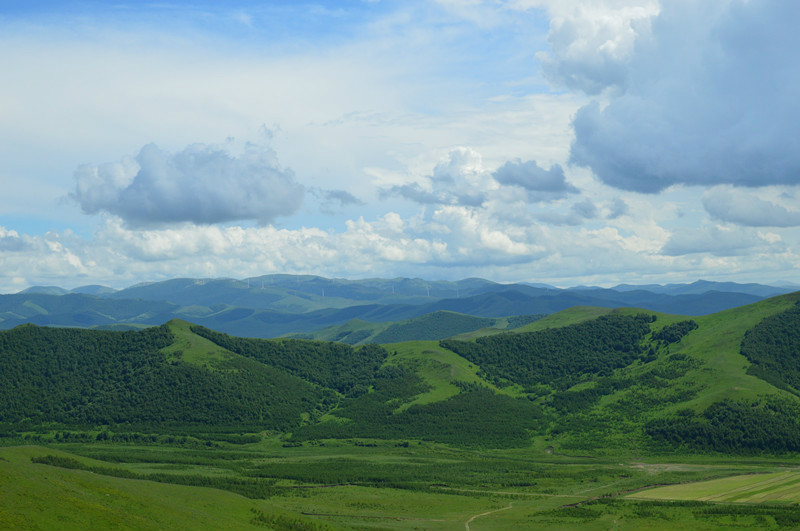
[567,0,800,192]
[72,142,304,227]
[385,147,494,207]
[702,187,800,227]
[661,226,782,257]
[528,0,660,94]
[492,159,578,201]
[3,1,800,290]
[0,228,26,252]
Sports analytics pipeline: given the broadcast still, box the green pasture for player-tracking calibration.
[381,340,514,410]
[161,318,237,366]
[631,469,800,504]
[0,445,332,531]
[5,440,800,531]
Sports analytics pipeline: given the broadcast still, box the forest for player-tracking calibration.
[440,313,654,390]
[0,324,328,430]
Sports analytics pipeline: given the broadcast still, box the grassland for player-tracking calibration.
[630,469,800,504]
[5,440,800,531]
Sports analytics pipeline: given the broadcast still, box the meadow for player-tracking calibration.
[4,436,800,531]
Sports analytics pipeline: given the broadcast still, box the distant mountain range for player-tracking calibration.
[3,275,797,338]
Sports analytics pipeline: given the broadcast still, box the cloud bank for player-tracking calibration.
[703,187,800,227]
[73,143,304,227]
[559,0,800,192]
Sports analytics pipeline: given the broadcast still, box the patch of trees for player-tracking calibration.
[191,325,387,396]
[740,302,800,394]
[293,378,543,448]
[371,312,495,344]
[505,313,547,329]
[0,324,326,430]
[651,320,698,344]
[549,377,632,414]
[440,314,654,390]
[250,509,334,531]
[646,398,800,453]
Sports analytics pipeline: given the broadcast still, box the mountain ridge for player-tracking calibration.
[1,276,795,338]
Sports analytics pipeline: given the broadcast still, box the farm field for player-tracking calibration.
[5,440,800,531]
[630,469,800,504]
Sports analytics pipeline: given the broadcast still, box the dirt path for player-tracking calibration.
[464,502,513,531]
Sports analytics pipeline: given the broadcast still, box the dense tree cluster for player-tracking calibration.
[191,325,387,395]
[549,377,632,414]
[293,373,543,448]
[0,324,326,429]
[740,302,800,393]
[371,312,495,344]
[441,314,654,390]
[651,320,698,344]
[646,398,800,453]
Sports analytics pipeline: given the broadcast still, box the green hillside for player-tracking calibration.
[3,291,800,453]
[0,446,332,531]
[289,310,545,345]
[4,292,800,529]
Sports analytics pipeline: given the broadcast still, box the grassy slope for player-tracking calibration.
[290,311,499,345]
[160,318,240,366]
[289,318,391,344]
[668,291,800,410]
[109,292,800,443]
[512,294,800,412]
[381,341,513,411]
[379,292,800,455]
[453,306,614,340]
[0,446,323,531]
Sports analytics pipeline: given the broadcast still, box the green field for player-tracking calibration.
[6,441,800,531]
[631,469,800,504]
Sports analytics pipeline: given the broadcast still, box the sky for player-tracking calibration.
[1,0,799,292]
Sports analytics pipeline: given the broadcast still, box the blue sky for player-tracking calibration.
[1,0,799,292]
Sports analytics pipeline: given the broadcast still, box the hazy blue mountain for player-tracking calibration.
[70,285,118,295]
[0,275,791,338]
[610,280,794,298]
[18,286,70,296]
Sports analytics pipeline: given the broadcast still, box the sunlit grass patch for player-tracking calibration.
[629,470,800,504]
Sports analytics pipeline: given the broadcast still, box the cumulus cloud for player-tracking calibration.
[0,228,26,252]
[72,142,304,227]
[605,197,629,219]
[571,199,598,219]
[702,187,800,227]
[661,226,781,257]
[322,189,363,207]
[385,147,491,207]
[532,0,660,94]
[561,0,800,192]
[310,188,365,214]
[492,160,578,201]
[534,199,599,226]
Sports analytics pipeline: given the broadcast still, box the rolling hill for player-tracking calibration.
[1,289,799,454]
[4,291,800,530]
[1,275,792,338]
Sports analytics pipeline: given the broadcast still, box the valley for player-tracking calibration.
[2,282,800,529]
